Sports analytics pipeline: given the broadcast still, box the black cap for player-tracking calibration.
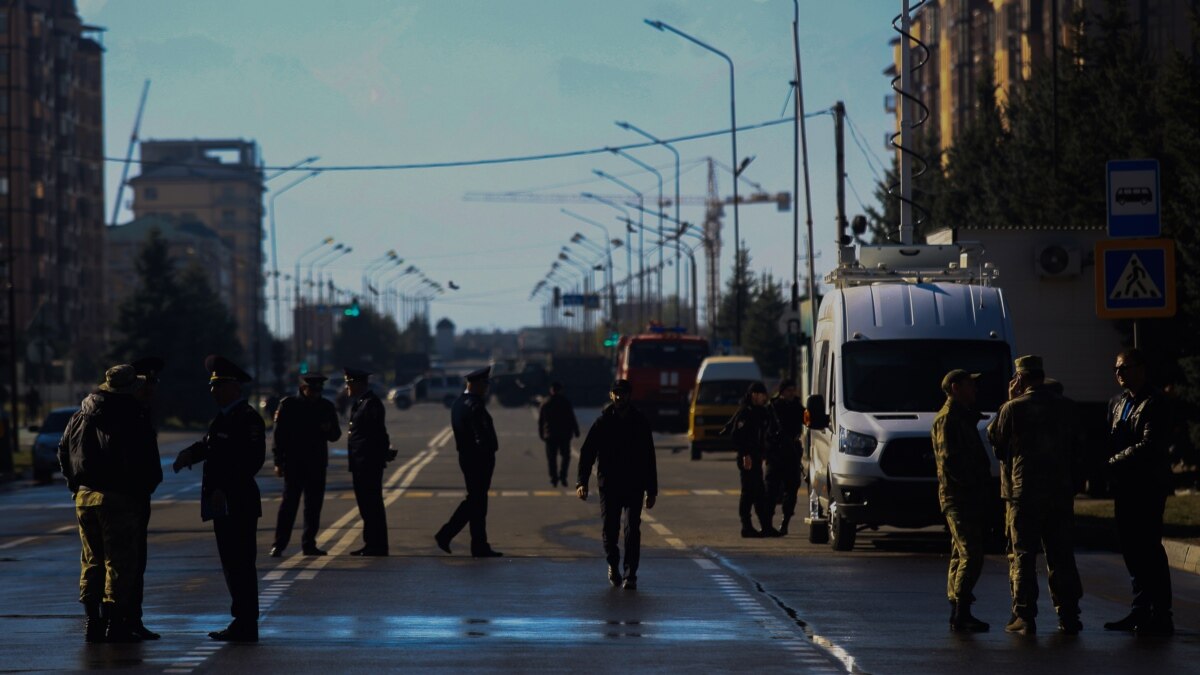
[343,367,372,383]
[747,382,768,395]
[941,369,981,394]
[206,355,252,384]
[465,366,491,383]
[301,374,328,386]
[611,379,632,394]
[131,356,165,383]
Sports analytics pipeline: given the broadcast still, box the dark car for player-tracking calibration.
[30,406,78,483]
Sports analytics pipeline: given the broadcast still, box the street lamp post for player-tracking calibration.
[268,170,320,338]
[561,209,617,333]
[608,149,665,323]
[582,193,636,330]
[645,19,742,345]
[590,172,646,329]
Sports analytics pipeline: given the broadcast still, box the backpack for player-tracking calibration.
[57,408,105,494]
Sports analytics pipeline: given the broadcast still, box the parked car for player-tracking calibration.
[388,373,462,409]
[30,407,78,483]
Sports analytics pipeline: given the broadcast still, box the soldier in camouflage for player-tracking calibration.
[931,369,992,632]
[987,355,1085,636]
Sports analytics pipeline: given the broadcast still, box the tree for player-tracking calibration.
[332,307,403,372]
[744,273,789,378]
[398,315,432,353]
[110,228,245,425]
[716,246,756,346]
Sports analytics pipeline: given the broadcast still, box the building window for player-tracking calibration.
[144,187,158,201]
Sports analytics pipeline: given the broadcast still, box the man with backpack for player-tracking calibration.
[58,365,161,643]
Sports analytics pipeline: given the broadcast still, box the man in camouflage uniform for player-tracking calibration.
[932,369,991,632]
[987,355,1084,636]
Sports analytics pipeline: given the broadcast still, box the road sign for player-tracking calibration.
[1107,159,1160,238]
[562,294,601,308]
[1095,239,1175,319]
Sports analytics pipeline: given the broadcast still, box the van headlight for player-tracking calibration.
[838,428,877,456]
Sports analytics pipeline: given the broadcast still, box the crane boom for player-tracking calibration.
[110,79,150,225]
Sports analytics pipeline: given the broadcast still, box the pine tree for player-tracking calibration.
[332,307,403,372]
[716,246,756,346]
[744,273,789,378]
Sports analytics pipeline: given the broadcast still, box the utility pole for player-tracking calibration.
[898,0,914,245]
[834,101,848,246]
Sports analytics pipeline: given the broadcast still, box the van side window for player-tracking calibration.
[828,355,837,427]
[814,342,829,402]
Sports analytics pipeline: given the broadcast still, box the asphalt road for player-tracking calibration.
[2,402,1199,674]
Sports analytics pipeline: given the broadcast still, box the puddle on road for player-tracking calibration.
[266,615,737,641]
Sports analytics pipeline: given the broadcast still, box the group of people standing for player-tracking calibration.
[933,349,1175,637]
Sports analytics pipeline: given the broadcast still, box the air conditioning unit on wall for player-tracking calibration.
[1034,245,1082,279]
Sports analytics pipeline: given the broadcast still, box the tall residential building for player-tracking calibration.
[128,139,265,356]
[0,0,106,375]
[889,0,1197,153]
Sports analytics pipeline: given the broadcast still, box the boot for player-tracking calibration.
[104,607,144,643]
[779,516,791,536]
[948,601,958,630]
[209,619,258,643]
[608,566,623,587]
[740,526,763,538]
[84,602,107,644]
[760,524,783,538]
[1104,609,1148,632]
[1136,612,1174,637]
[951,602,990,633]
[1057,615,1083,635]
[1004,615,1035,636]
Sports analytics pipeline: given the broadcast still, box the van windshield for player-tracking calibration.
[695,380,757,406]
[841,340,1011,413]
[627,341,709,369]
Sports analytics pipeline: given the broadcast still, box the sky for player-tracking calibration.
[79,0,901,334]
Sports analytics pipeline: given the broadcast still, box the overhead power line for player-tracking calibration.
[104,114,827,174]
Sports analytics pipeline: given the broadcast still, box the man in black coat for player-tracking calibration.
[1103,348,1175,636]
[129,357,165,640]
[767,379,805,535]
[344,367,391,557]
[576,379,658,589]
[172,355,265,643]
[538,381,580,487]
[436,367,503,558]
[270,374,342,557]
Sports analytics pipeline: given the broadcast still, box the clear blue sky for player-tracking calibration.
[81,0,900,333]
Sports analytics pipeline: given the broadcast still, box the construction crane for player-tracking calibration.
[465,158,790,334]
[110,79,150,225]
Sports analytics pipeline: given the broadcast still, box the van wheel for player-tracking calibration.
[806,481,828,544]
[829,503,856,551]
[690,444,702,461]
[394,396,412,410]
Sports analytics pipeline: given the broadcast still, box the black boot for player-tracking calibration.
[948,601,958,630]
[1104,609,1148,632]
[105,607,144,643]
[951,602,990,633]
[1136,612,1174,637]
[84,602,107,644]
[779,516,791,536]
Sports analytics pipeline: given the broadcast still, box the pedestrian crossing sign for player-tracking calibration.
[1095,239,1175,318]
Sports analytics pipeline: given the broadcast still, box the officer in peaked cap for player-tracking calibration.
[987,355,1085,636]
[436,366,503,557]
[173,355,265,642]
[343,367,392,556]
[269,374,341,558]
[126,357,165,640]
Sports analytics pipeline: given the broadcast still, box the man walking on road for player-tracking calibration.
[59,364,160,643]
[270,374,341,558]
[988,355,1085,636]
[344,367,392,557]
[538,381,580,487]
[1104,348,1175,636]
[767,379,805,535]
[436,367,503,558]
[932,369,992,633]
[576,379,657,589]
[172,355,265,643]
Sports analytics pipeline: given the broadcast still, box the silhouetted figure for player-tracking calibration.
[538,381,580,487]
[436,367,502,558]
[23,388,41,426]
[576,379,657,589]
[344,367,392,556]
[59,365,159,643]
[173,355,265,643]
[129,356,166,640]
[723,382,781,538]
[766,379,805,535]
[270,374,341,557]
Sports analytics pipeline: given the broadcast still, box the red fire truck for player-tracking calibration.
[614,328,710,431]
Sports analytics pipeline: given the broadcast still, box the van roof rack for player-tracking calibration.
[825,243,999,288]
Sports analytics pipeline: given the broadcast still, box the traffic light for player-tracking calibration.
[344,300,361,317]
[553,287,561,308]
[603,332,620,348]
[299,361,309,375]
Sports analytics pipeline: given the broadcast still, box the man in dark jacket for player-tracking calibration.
[576,379,657,589]
[987,355,1084,636]
[129,357,165,640]
[436,367,502,558]
[59,364,159,643]
[1103,348,1175,636]
[723,382,782,538]
[932,369,992,633]
[766,379,805,535]
[538,381,580,487]
[270,374,342,557]
[344,367,391,557]
[173,355,265,643]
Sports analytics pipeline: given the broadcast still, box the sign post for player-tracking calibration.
[1094,239,1175,320]
[1107,159,1160,238]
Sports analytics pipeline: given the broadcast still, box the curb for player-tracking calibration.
[1164,539,1200,575]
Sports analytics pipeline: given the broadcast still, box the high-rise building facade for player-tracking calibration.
[128,139,265,357]
[0,0,106,375]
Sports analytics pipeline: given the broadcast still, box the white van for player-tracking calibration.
[688,356,764,460]
[804,246,1013,551]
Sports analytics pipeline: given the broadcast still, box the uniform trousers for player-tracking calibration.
[944,506,986,603]
[765,456,801,521]
[544,439,571,484]
[739,460,770,528]
[75,489,139,612]
[273,465,327,550]
[212,514,259,621]
[1008,498,1082,619]
[439,455,495,552]
[1115,488,1172,614]
[352,466,388,552]
[600,490,643,576]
